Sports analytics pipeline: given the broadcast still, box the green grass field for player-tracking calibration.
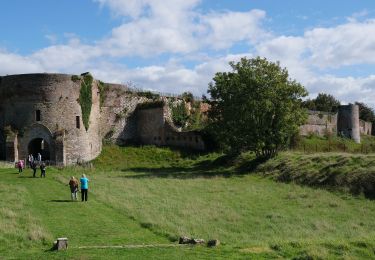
[1,145,375,259]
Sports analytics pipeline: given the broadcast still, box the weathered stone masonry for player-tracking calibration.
[300,104,372,143]
[0,73,205,165]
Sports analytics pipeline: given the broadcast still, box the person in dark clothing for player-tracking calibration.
[31,161,37,177]
[40,162,46,178]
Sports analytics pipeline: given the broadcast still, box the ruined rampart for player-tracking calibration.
[0,73,206,165]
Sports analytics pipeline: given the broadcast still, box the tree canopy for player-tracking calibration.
[355,102,375,123]
[303,93,340,112]
[205,57,308,158]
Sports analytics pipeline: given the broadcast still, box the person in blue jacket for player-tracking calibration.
[80,174,89,202]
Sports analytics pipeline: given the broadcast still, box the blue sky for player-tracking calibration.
[1,0,375,106]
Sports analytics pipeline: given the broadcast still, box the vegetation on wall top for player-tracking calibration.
[71,75,81,82]
[78,73,93,131]
[136,91,160,100]
[98,81,109,109]
[170,101,189,128]
[137,100,165,110]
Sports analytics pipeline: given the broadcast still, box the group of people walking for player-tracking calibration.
[17,153,46,178]
[17,154,89,202]
[68,174,89,202]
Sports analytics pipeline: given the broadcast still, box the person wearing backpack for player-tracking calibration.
[68,176,79,201]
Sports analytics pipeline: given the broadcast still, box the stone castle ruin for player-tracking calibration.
[0,73,204,166]
[300,104,372,143]
[0,73,371,166]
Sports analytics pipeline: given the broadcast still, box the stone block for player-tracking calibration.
[55,237,68,250]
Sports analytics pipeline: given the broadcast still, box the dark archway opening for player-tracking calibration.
[28,138,50,161]
[0,130,5,160]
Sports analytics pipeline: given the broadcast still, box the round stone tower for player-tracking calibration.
[0,73,102,165]
[337,104,360,143]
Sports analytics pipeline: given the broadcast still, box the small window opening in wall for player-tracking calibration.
[35,110,41,121]
[76,116,80,129]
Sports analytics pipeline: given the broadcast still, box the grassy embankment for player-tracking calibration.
[293,134,375,153]
[0,145,375,259]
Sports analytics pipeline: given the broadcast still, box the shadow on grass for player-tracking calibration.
[119,154,267,179]
[48,200,74,203]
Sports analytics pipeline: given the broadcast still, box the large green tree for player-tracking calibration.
[205,57,308,158]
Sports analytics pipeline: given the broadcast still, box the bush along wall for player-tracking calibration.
[78,74,93,131]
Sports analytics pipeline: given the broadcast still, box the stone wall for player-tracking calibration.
[359,120,372,135]
[300,111,337,136]
[0,73,102,165]
[300,105,369,143]
[99,84,148,145]
[0,73,208,164]
[137,106,205,150]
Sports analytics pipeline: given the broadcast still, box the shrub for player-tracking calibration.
[171,102,189,128]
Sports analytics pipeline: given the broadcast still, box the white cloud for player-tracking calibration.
[31,42,101,71]
[305,19,375,68]
[0,50,42,75]
[3,3,375,108]
[201,9,268,49]
[305,75,375,107]
[96,0,267,56]
[95,0,200,19]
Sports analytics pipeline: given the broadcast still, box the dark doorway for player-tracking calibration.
[28,138,50,161]
[0,130,5,160]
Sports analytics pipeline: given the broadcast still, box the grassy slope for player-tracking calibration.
[258,152,375,198]
[294,135,375,153]
[0,145,375,259]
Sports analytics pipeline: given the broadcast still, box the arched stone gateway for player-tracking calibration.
[19,124,55,163]
[28,138,50,161]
